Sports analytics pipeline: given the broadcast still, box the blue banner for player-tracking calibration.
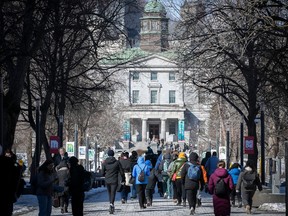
[178,120,185,141]
[124,120,130,141]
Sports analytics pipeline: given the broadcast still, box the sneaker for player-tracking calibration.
[183,201,186,207]
[176,202,182,206]
[197,198,202,207]
[121,199,125,204]
[190,208,195,215]
[167,196,171,199]
[163,193,167,199]
[109,204,114,214]
[246,205,251,214]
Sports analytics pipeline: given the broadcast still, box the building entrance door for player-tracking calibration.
[149,124,159,140]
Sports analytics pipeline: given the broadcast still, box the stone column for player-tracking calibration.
[161,119,166,141]
[142,119,147,142]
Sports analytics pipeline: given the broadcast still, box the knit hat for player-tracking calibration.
[189,152,199,162]
[178,152,186,159]
[107,149,114,157]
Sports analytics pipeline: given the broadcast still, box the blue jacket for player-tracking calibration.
[228,167,241,185]
[132,157,150,185]
[205,156,219,176]
[155,153,163,170]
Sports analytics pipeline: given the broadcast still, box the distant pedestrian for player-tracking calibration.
[145,160,161,206]
[236,160,262,214]
[132,156,150,209]
[196,158,208,207]
[208,160,234,216]
[205,152,219,179]
[158,152,172,199]
[119,151,131,203]
[36,159,58,216]
[228,163,242,208]
[171,152,187,206]
[181,152,205,215]
[167,152,178,203]
[102,149,125,214]
[67,156,85,216]
[55,161,70,213]
[201,151,211,167]
[129,151,138,199]
[53,147,69,167]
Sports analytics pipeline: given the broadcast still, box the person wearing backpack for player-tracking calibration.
[158,152,172,199]
[132,156,150,209]
[171,152,187,206]
[167,152,179,203]
[181,152,205,215]
[205,151,219,180]
[208,160,234,216]
[228,162,242,208]
[145,160,161,206]
[236,160,262,214]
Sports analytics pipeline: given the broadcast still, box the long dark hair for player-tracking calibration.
[245,160,256,172]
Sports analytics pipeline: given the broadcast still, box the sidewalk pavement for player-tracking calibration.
[14,187,286,216]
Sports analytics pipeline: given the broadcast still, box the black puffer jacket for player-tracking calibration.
[119,158,131,173]
[102,156,124,184]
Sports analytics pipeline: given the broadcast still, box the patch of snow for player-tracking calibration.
[258,203,286,212]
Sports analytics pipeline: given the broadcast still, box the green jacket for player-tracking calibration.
[171,157,187,179]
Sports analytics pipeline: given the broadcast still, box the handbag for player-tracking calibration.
[52,196,60,208]
[125,172,132,186]
[172,173,177,181]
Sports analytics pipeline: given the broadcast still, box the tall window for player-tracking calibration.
[169,122,176,135]
[132,72,139,80]
[132,90,139,103]
[169,72,175,81]
[151,90,157,104]
[169,90,176,103]
[151,72,157,80]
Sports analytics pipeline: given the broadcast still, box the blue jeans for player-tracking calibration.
[131,183,137,198]
[37,195,52,216]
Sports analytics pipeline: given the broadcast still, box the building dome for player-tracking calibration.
[144,0,166,14]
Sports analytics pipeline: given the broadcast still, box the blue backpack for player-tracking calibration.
[187,162,201,180]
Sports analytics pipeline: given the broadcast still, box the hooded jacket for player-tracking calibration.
[102,156,124,184]
[132,157,150,185]
[171,152,187,179]
[228,167,241,185]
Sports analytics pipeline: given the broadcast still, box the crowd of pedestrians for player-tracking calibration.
[1,145,263,216]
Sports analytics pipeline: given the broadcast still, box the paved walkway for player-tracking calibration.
[14,188,285,216]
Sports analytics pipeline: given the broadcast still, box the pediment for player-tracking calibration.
[128,54,178,68]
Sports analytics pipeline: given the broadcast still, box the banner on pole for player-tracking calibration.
[50,136,60,154]
[244,136,254,154]
[79,146,86,159]
[66,142,74,157]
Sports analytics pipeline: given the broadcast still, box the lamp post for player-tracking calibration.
[74,124,78,157]
[94,135,99,172]
[35,98,41,167]
[0,76,3,154]
[58,115,64,148]
[85,134,90,171]
[226,122,230,169]
[260,102,265,185]
[240,116,244,167]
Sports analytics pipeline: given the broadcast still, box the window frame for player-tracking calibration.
[132,71,140,80]
[169,90,176,104]
[151,72,158,81]
[132,90,139,103]
[169,72,176,81]
[150,90,157,104]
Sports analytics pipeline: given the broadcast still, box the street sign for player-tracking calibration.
[50,136,60,154]
[79,146,86,159]
[66,142,74,157]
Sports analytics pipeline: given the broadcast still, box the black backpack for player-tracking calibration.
[214,177,229,197]
[137,165,146,182]
[242,171,256,190]
[82,171,92,192]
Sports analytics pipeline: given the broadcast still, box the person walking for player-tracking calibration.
[119,151,131,203]
[171,152,187,206]
[36,159,58,216]
[67,156,85,216]
[236,160,262,214]
[145,160,160,206]
[129,151,138,199]
[55,161,70,213]
[181,152,205,215]
[132,156,150,209]
[205,151,219,179]
[102,149,124,214]
[208,160,234,216]
[167,152,179,203]
[159,152,172,199]
[196,157,208,207]
[53,147,69,167]
[201,151,211,167]
[228,162,242,208]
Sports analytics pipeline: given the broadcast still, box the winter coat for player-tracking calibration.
[181,161,205,190]
[132,157,150,185]
[102,156,124,185]
[119,158,131,173]
[228,167,241,185]
[56,166,70,196]
[53,153,69,166]
[129,156,138,172]
[36,170,56,196]
[171,157,187,179]
[68,164,85,195]
[205,156,219,177]
[208,167,234,216]
[236,166,262,192]
[146,168,160,190]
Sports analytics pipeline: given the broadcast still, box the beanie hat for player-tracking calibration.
[68,156,79,165]
[178,152,186,159]
[108,149,114,157]
[189,152,199,162]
